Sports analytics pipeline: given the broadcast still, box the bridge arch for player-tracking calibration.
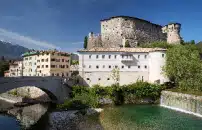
[0,77,70,103]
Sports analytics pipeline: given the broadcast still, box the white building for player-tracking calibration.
[78,47,168,87]
[22,50,71,77]
[8,61,23,77]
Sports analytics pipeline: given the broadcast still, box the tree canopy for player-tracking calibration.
[164,44,202,91]
[0,61,9,77]
[84,36,88,49]
[124,40,131,48]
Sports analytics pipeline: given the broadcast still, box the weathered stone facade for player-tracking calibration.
[162,23,182,44]
[88,16,181,49]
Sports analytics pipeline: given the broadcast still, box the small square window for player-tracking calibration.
[109,65,111,68]
[138,65,140,69]
[96,65,99,69]
[98,78,101,81]
[145,65,147,69]
[145,55,147,59]
[102,55,105,59]
[162,54,165,58]
[96,55,99,59]
[109,55,111,59]
[128,66,131,69]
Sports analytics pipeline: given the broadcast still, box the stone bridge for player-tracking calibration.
[0,77,71,103]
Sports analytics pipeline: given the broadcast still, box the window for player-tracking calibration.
[89,55,92,59]
[52,73,54,76]
[29,57,32,60]
[62,59,64,62]
[51,65,55,68]
[162,54,165,58]
[138,55,140,59]
[109,55,111,59]
[66,65,69,68]
[96,55,99,59]
[83,65,86,68]
[145,65,147,69]
[56,59,60,62]
[87,78,90,80]
[34,63,36,65]
[128,66,131,69]
[103,65,105,68]
[66,73,69,77]
[114,55,117,59]
[115,65,118,69]
[109,65,111,68]
[102,55,105,59]
[37,60,40,62]
[57,73,59,76]
[46,58,48,62]
[37,66,40,68]
[51,58,55,61]
[46,65,48,68]
[142,76,144,82]
[41,59,44,62]
[107,78,110,80]
[96,65,99,69]
[122,65,124,69]
[98,78,101,81]
[145,55,147,59]
[89,65,91,68]
[42,65,44,68]
[138,65,140,69]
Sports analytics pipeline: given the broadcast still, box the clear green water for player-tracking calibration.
[99,105,202,130]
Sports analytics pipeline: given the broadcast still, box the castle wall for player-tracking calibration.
[87,16,181,49]
[100,17,166,48]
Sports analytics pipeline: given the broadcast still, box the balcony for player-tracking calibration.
[120,53,133,62]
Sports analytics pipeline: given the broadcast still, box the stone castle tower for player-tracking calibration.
[87,16,182,49]
[162,23,181,44]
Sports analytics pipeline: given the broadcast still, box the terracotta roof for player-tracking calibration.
[78,47,167,53]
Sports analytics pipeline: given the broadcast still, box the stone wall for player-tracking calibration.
[88,16,167,49]
[161,91,202,117]
[8,86,50,101]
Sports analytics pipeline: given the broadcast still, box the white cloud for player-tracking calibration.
[0,28,61,50]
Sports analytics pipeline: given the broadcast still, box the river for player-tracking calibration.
[1,104,202,130]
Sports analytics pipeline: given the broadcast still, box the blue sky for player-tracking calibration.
[0,0,201,52]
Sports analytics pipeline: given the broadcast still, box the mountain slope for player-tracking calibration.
[0,40,29,59]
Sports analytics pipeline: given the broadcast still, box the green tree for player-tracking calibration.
[139,41,173,49]
[111,68,120,85]
[84,36,88,49]
[125,40,131,48]
[0,61,9,77]
[164,44,202,91]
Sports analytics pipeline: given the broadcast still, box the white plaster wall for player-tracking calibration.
[148,51,168,84]
[79,51,163,87]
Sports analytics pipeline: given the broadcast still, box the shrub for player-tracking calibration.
[57,99,88,110]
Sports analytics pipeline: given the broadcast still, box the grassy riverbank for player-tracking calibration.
[57,81,166,110]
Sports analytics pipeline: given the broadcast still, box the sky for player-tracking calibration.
[0,0,201,52]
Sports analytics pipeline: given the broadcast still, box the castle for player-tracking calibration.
[87,16,182,49]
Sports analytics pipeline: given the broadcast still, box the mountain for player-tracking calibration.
[0,40,29,59]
